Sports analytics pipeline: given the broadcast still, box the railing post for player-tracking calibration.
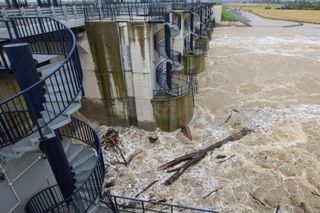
[50,6,56,19]
[62,6,68,20]
[36,6,42,17]
[72,5,78,18]
[20,7,26,16]
[1,8,7,20]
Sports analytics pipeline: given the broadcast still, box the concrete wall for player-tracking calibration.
[0,152,56,213]
[183,50,205,75]
[77,33,109,125]
[85,21,130,126]
[84,20,162,130]
[172,11,186,54]
[152,90,193,132]
[195,37,210,52]
[0,76,20,100]
[126,22,157,130]
[83,19,196,132]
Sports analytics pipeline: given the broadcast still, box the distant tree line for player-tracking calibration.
[280,0,320,10]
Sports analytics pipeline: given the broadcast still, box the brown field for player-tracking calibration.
[233,3,320,24]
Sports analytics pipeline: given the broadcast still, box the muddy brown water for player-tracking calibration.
[99,14,320,213]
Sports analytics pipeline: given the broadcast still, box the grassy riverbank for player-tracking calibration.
[222,5,237,21]
[234,4,320,24]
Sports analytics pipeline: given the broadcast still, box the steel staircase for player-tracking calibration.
[0,16,105,213]
[0,17,83,159]
[153,10,184,96]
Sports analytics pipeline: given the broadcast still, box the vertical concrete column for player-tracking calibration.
[127,22,156,130]
[119,22,138,126]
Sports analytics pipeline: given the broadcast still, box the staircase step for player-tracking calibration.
[66,144,84,163]
[43,101,69,112]
[40,111,72,130]
[40,62,66,76]
[0,147,21,158]
[172,63,183,71]
[11,139,36,153]
[42,101,81,117]
[44,75,70,88]
[97,205,114,213]
[87,204,100,213]
[45,84,72,94]
[70,150,95,168]
[74,168,94,184]
[73,156,98,175]
[168,23,180,37]
[62,140,71,153]
[44,92,82,103]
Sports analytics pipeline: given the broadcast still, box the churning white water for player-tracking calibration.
[100,14,320,213]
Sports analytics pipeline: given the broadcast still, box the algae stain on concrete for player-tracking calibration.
[85,21,129,125]
[128,23,149,62]
[183,50,205,75]
[152,91,194,132]
[0,77,19,100]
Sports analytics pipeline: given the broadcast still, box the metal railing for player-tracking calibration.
[0,6,86,21]
[84,3,167,22]
[101,194,219,213]
[153,75,190,99]
[25,118,105,213]
[0,16,83,148]
[0,47,11,75]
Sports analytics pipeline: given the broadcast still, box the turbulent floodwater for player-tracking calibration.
[99,15,320,213]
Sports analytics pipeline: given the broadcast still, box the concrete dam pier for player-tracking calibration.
[81,4,216,131]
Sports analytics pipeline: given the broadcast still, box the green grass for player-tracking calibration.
[221,6,237,21]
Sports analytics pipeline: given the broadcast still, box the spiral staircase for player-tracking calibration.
[153,10,187,97]
[0,16,105,212]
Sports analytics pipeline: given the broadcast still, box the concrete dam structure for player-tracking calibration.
[0,2,218,213]
[81,3,215,132]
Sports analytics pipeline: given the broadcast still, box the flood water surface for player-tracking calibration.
[101,16,320,213]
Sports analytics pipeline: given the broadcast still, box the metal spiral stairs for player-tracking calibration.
[153,10,184,96]
[0,16,105,212]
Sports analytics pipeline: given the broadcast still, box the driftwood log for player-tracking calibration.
[181,126,193,141]
[159,128,253,185]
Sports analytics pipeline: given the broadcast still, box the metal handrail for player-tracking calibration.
[153,75,190,99]
[0,46,11,74]
[0,6,86,21]
[0,16,83,148]
[84,3,167,22]
[102,194,219,213]
[25,118,105,213]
